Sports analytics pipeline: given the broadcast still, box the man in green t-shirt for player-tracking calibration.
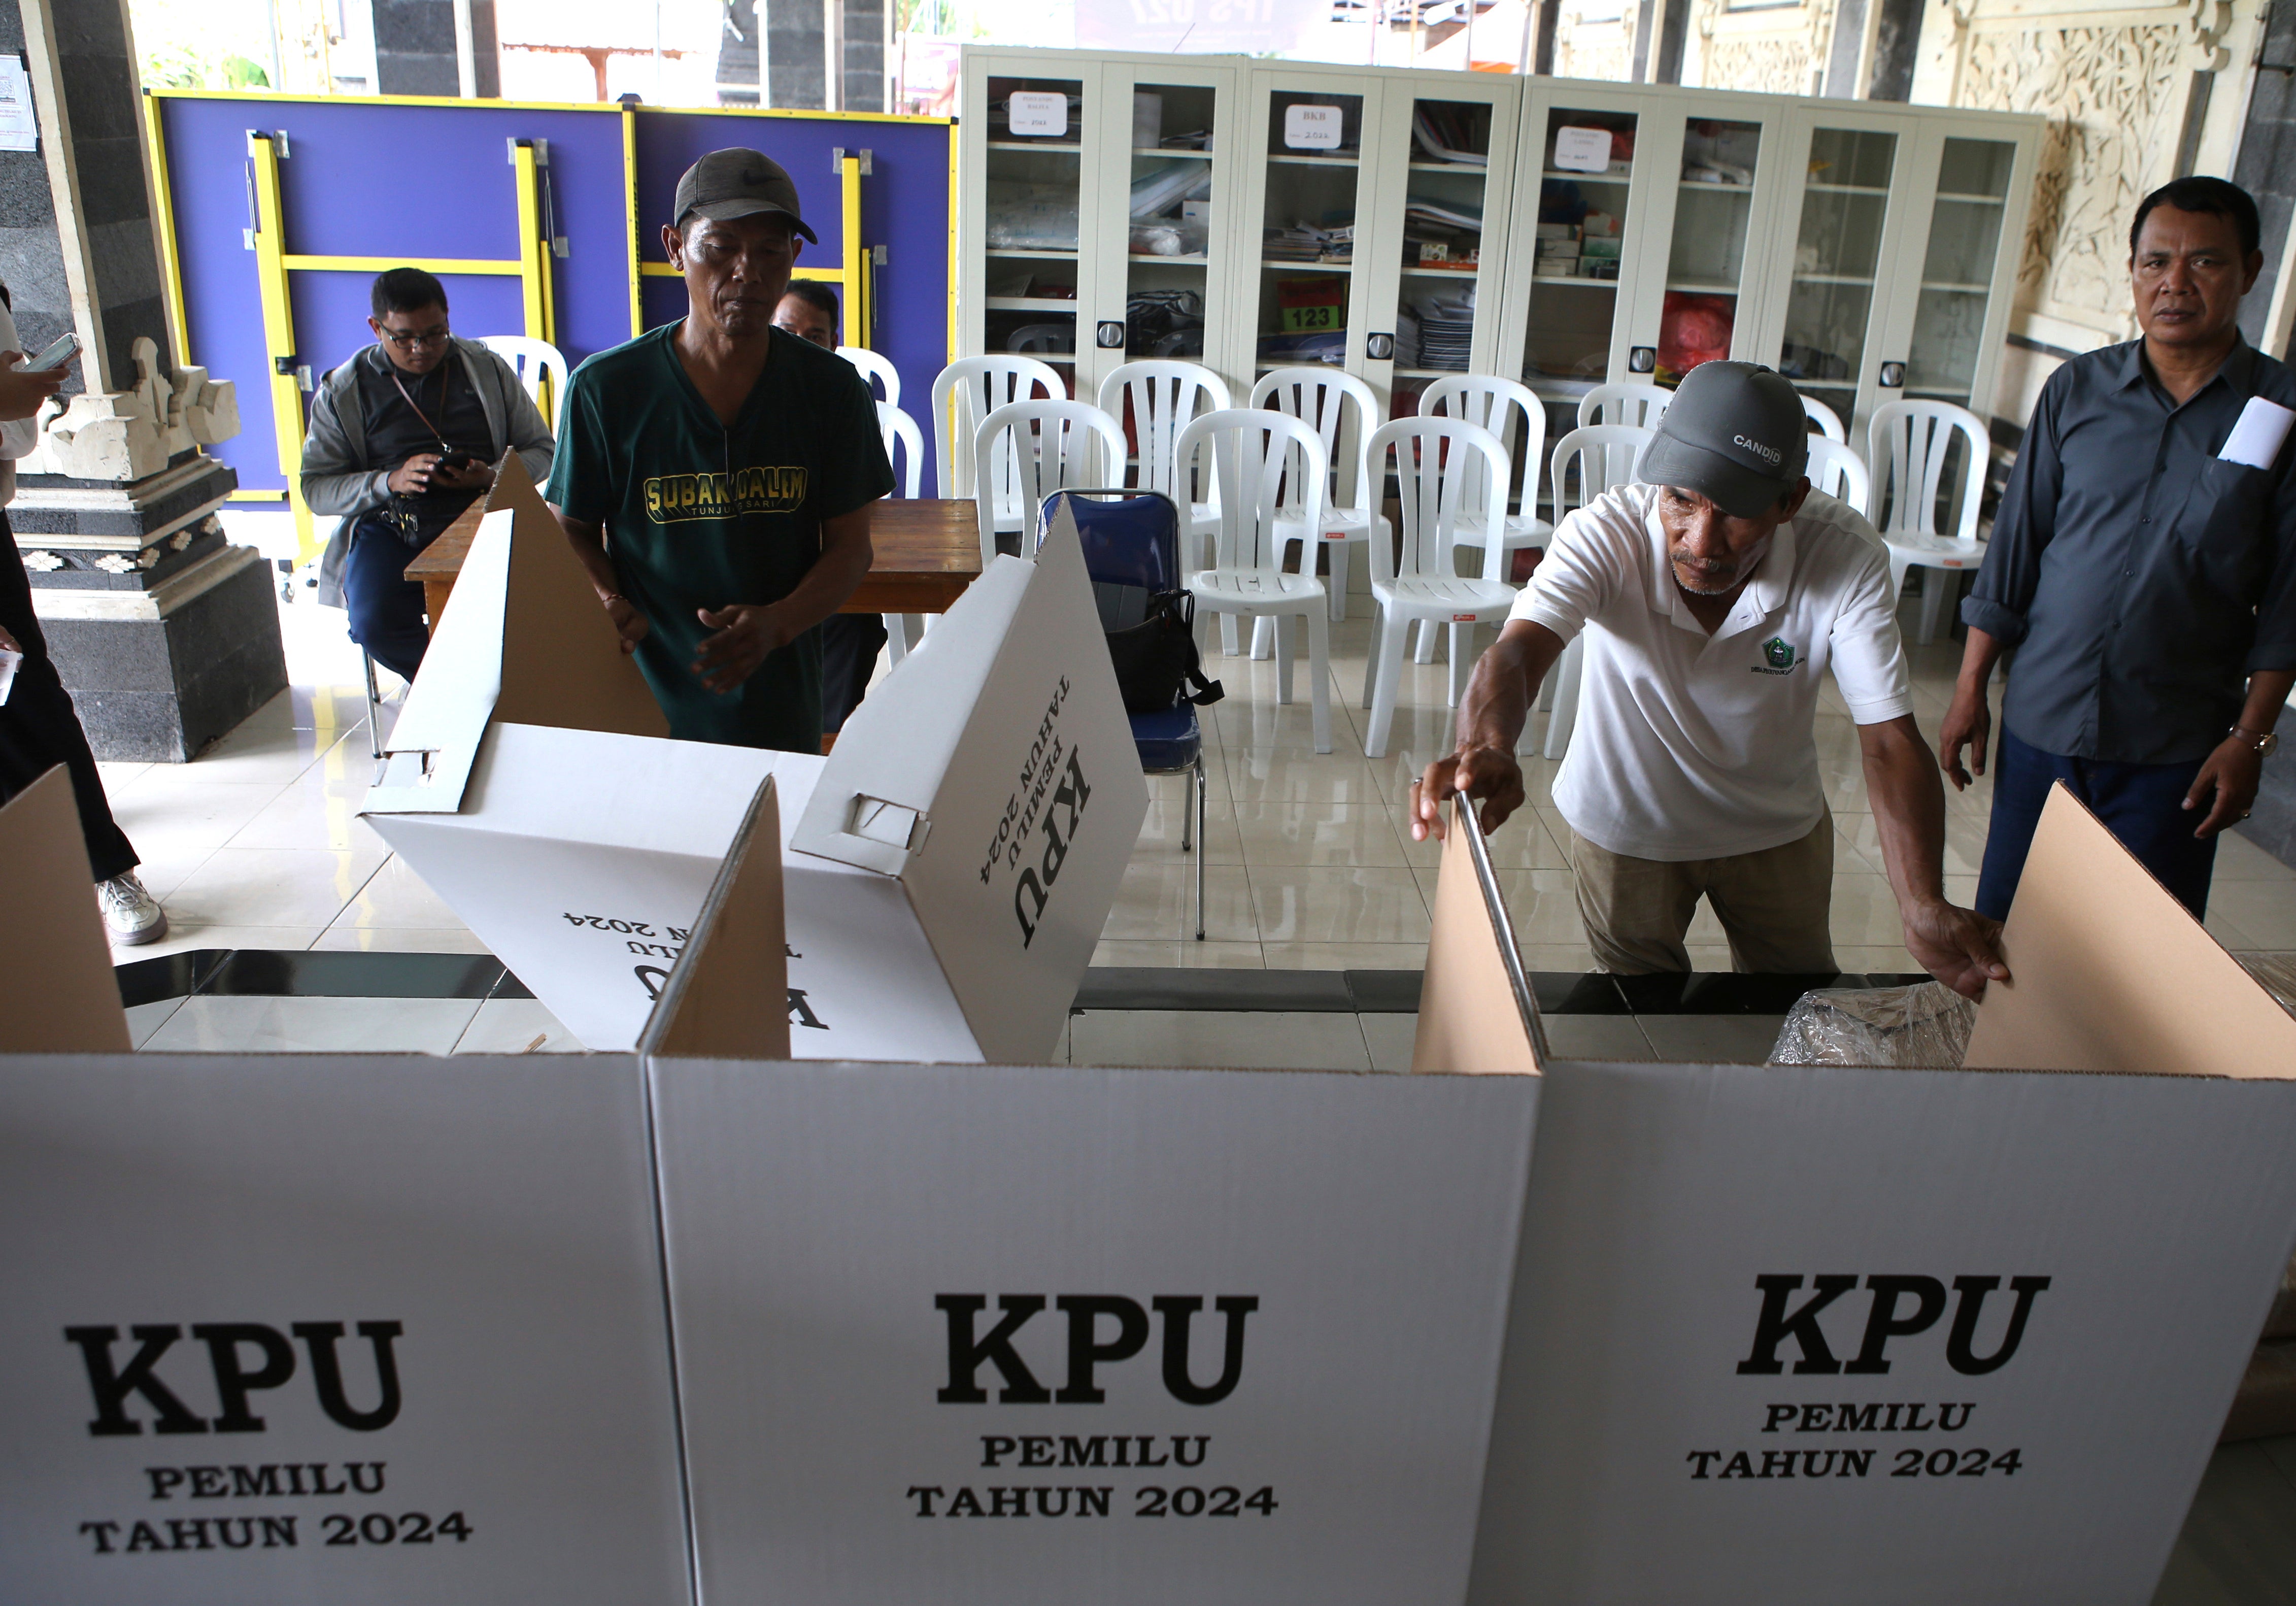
[547,148,893,751]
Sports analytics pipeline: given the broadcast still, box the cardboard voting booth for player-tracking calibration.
[1413,796,1543,1076]
[647,1053,1540,1605]
[0,766,130,1053]
[362,470,1144,1062]
[0,1053,691,1605]
[1466,784,2296,1605]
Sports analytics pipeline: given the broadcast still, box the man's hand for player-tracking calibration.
[430,458,494,493]
[387,453,441,495]
[0,353,64,424]
[1938,682,1992,791]
[1901,897,2009,1001]
[692,604,785,693]
[2182,735,2264,838]
[1412,744,1528,843]
[602,594,648,655]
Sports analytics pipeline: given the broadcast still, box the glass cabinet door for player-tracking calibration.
[1776,122,1900,438]
[1901,136,2017,412]
[980,67,1090,394]
[1380,93,1505,418]
[1116,76,1226,382]
[1514,100,1643,452]
[1660,114,1765,385]
[1248,85,1373,384]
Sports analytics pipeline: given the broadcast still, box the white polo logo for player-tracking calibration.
[1733,434,1782,464]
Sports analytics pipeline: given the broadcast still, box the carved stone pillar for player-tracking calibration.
[1,0,285,761]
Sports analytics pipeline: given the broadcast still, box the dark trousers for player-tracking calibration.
[1976,724,2217,922]
[0,513,137,883]
[343,513,433,684]
[820,611,887,734]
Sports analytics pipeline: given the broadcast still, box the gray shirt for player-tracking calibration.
[1964,338,2296,765]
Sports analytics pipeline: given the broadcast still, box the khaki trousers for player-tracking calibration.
[1571,812,1839,975]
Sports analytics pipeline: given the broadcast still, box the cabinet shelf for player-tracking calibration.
[1794,273,1876,286]
[987,247,1077,260]
[1543,169,1630,184]
[985,296,1079,311]
[1267,152,1361,167]
[1920,280,1989,293]
[1262,258,1354,273]
[1134,147,1213,159]
[986,139,1079,152]
[1804,182,1889,195]
[1402,264,1482,277]
[1932,192,2006,205]
[1129,253,1210,264]
[1530,273,1623,288]
[1409,159,1489,173]
[1392,366,1469,379]
[1666,280,1739,294]
[1678,178,1753,192]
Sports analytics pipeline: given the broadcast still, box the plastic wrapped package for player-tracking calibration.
[985,182,1078,250]
[1767,981,1975,1068]
[2236,952,2296,1016]
[1128,221,1208,257]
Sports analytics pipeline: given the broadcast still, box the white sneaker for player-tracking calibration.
[97,872,168,947]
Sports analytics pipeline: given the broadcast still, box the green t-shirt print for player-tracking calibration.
[547,324,895,752]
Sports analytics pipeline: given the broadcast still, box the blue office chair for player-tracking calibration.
[1043,488,1209,941]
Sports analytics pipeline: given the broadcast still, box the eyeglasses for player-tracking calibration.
[381,326,451,350]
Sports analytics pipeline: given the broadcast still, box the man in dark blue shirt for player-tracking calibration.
[1943,178,2296,919]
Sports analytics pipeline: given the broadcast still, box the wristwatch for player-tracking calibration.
[2231,725,2280,757]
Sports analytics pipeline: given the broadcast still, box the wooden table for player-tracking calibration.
[403,496,983,625]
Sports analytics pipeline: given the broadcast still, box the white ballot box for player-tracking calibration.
[647,1053,1539,1605]
[0,1053,690,1606]
[363,469,1144,1062]
[1465,785,2296,1605]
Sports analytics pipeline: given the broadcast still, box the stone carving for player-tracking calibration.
[1946,0,2232,339]
[1555,12,1637,81]
[1702,32,1817,94]
[23,337,240,484]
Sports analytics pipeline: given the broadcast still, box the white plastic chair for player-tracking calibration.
[1177,408,1334,753]
[1541,423,1652,760]
[929,356,1062,527]
[1252,367,1391,632]
[839,345,900,408]
[477,335,566,418]
[1802,393,1847,442]
[971,398,1124,564]
[1359,417,1520,759]
[1805,434,1870,518]
[1869,399,1989,644]
[1415,374,1551,664]
[1096,359,1231,571]
[876,400,927,665]
[1577,381,1672,430]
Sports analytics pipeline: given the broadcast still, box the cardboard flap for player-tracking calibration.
[0,767,130,1053]
[1413,793,1542,1075]
[366,455,665,816]
[638,776,792,1060]
[791,549,1037,875]
[1966,782,2296,1078]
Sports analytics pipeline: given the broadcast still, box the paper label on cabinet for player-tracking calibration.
[1284,104,1344,150]
[1551,126,1612,174]
[1006,90,1068,138]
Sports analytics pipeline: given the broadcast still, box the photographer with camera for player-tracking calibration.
[301,268,554,682]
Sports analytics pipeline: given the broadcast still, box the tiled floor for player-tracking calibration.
[99,581,2296,986]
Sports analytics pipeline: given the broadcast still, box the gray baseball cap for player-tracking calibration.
[1637,361,1810,518]
[672,148,818,243]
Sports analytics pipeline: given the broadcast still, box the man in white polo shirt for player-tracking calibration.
[1412,361,2006,997]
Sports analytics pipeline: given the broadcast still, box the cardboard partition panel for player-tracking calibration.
[1466,783,2296,1605]
[1413,794,1542,1075]
[0,1054,690,1605]
[366,499,1140,1062]
[0,766,130,1053]
[793,499,1149,1065]
[648,1055,1539,1605]
[637,776,793,1062]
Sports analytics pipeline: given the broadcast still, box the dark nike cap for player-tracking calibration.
[672,148,817,243]
[1638,360,1810,518]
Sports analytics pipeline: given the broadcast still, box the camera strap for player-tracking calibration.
[389,358,455,453]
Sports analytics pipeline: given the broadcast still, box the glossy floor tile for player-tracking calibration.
[453,997,585,1054]
[141,995,482,1055]
[1067,1010,1373,1072]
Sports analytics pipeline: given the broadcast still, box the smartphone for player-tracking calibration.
[433,449,478,472]
[20,332,80,373]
